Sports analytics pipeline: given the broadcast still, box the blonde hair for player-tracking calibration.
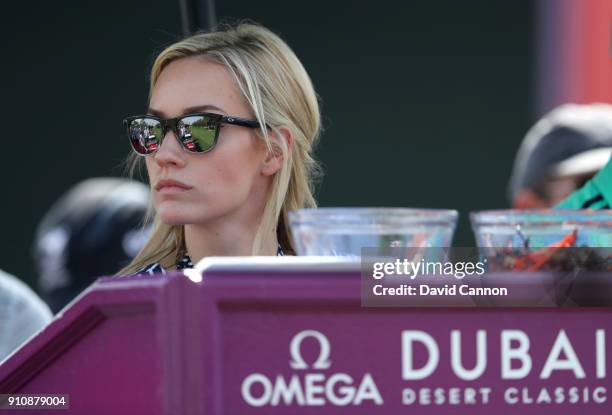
[119,23,321,275]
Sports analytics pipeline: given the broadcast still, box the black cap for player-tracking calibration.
[33,178,151,312]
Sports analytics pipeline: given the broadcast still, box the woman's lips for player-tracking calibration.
[155,179,193,193]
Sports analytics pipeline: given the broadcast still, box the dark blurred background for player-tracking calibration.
[1,0,603,287]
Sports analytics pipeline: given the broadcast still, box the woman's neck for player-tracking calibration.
[183,220,278,264]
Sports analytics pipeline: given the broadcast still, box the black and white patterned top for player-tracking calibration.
[137,245,285,276]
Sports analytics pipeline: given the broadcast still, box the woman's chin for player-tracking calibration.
[156,208,191,225]
[155,203,223,225]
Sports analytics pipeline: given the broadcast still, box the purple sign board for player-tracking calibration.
[0,257,610,414]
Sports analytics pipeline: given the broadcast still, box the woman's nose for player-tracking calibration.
[153,130,186,167]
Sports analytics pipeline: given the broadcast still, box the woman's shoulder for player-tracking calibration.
[131,253,192,276]
[133,262,167,276]
[125,246,284,277]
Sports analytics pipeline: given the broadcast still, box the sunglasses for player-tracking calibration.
[123,112,262,155]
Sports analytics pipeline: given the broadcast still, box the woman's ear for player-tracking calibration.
[261,126,293,176]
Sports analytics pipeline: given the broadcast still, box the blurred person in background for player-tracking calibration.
[33,177,150,313]
[0,269,52,362]
[508,103,612,209]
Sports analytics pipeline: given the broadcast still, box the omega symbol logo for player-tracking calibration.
[241,329,383,407]
[289,330,331,370]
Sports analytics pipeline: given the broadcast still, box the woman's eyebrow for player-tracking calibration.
[146,108,164,117]
[146,105,226,118]
[183,104,226,114]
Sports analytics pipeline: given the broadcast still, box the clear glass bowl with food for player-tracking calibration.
[470,209,612,272]
[289,207,458,257]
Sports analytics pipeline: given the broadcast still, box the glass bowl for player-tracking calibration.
[289,207,458,257]
[470,209,612,272]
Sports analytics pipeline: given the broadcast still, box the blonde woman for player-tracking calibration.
[119,23,321,275]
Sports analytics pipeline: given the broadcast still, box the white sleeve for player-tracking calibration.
[0,270,53,362]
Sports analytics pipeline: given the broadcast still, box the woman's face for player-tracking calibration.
[146,57,271,226]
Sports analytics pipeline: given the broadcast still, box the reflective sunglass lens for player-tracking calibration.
[127,118,162,155]
[179,115,218,153]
